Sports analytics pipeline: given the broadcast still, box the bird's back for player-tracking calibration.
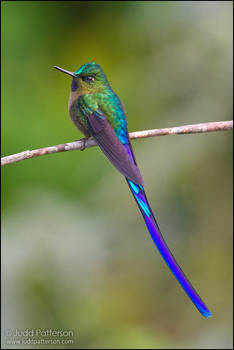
[97,90,129,145]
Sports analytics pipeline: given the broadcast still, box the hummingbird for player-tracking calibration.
[54,62,211,318]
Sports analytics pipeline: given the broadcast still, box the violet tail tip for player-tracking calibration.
[201,308,212,318]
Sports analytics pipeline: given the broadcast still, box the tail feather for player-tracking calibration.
[126,178,212,318]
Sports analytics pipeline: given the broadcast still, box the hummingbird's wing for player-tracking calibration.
[87,110,144,185]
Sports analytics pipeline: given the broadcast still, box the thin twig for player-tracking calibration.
[1,120,232,167]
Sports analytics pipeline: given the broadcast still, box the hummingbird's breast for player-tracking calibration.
[68,91,90,137]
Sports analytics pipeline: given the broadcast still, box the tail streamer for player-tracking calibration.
[124,144,211,318]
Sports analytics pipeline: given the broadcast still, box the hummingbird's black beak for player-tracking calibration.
[53,66,76,78]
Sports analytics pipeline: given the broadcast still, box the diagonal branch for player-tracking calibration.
[1,120,233,167]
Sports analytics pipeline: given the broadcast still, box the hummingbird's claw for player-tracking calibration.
[78,137,89,151]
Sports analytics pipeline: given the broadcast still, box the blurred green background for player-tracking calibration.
[1,1,233,348]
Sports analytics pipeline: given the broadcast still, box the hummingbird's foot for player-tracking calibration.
[78,137,89,151]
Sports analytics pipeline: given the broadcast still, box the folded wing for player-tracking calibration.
[87,111,144,185]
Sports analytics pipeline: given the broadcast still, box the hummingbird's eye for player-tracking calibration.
[82,75,95,83]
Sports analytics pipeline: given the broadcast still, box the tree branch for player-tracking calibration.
[1,120,232,167]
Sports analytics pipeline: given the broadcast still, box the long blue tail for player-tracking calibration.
[126,177,211,318]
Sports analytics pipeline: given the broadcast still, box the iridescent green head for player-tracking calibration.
[54,62,110,94]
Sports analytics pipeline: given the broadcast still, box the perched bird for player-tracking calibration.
[54,62,211,318]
